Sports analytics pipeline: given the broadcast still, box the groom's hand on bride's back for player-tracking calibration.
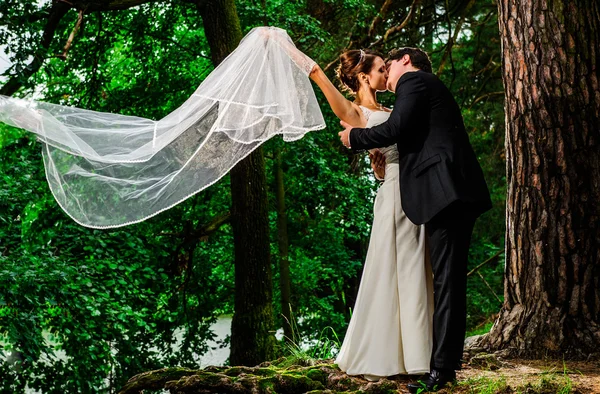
[338,120,353,148]
[369,150,386,180]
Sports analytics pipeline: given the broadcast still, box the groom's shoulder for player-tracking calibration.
[412,70,442,84]
[399,70,424,83]
[397,70,440,88]
[396,71,426,93]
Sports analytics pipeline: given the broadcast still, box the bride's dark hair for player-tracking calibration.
[336,49,384,94]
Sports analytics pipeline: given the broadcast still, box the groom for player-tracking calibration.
[339,48,492,392]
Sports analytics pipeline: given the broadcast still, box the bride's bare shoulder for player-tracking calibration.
[349,102,369,127]
[351,101,367,116]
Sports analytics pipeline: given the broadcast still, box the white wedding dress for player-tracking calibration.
[335,107,434,378]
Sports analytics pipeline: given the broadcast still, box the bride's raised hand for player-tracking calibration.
[256,26,281,39]
[259,28,361,126]
[258,27,316,75]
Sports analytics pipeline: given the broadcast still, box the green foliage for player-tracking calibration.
[465,245,504,330]
[466,321,495,338]
[278,311,341,367]
[0,126,230,392]
[1,0,507,392]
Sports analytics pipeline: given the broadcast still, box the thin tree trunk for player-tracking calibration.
[422,0,434,53]
[196,0,275,366]
[482,0,600,358]
[274,147,293,343]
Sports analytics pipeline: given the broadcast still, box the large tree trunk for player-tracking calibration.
[228,148,275,365]
[196,0,275,366]
[482,0,600,358]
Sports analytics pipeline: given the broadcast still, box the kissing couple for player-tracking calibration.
[282,29,492,392]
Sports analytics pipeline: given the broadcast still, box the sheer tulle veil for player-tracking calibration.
[0,27,325,228]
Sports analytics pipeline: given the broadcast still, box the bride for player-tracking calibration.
[0,27,433,378]
[282,39,434,379]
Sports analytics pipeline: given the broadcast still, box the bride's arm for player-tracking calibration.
[308,65,363,127]
[263,28,363,127]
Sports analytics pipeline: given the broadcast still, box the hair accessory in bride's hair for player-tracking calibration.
[358,49,365,64]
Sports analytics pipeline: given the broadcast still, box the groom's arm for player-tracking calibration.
[349,72,428,151]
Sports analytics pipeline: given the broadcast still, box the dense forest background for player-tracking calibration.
[0,0,507,392]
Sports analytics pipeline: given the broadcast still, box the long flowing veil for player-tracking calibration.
[0,27,325,229]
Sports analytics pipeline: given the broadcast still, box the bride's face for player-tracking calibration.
[366,57,388,92]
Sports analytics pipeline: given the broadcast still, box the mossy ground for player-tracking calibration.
[118,357,600,394]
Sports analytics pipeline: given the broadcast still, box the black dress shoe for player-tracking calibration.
[407,369,456,393]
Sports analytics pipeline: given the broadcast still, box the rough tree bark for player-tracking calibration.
[481,0,600,358]
[195,0,275,366]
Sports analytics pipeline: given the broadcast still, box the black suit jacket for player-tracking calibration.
[349,70,492,225]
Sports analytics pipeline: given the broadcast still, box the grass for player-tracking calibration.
[454,375,509,394]
[278,310,341,367]
[466,321,495,337]
[451,362,577,394]
[525,362,575,394]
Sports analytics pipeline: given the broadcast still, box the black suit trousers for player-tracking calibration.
[425,201,477,370]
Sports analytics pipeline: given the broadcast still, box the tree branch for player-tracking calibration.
[70,0,161,12]
[0,0,171,96]
[0,1,71,96]
[436,0,475,77]
[467,249,503,277]
[321,0,431,72]
[191,211,231,239]
[322,8,366,72]
[470,91,503,108]
[57,9,86,60]
[161,212,231,242]
[477,271,503,304]
[368,0,394,38]
[323,47,348,72]
[369,0,420,48]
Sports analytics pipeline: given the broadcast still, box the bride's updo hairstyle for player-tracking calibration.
[336,49,384,94]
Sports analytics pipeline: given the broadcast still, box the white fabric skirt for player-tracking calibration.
[335,163,434,377]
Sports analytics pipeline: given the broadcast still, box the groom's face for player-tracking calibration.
[385,56,409,92]
[385,60,404,92]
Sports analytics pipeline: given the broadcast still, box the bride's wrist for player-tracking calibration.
[308,63,322,81]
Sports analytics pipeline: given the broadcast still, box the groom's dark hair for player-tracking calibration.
[387,47,432,73]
